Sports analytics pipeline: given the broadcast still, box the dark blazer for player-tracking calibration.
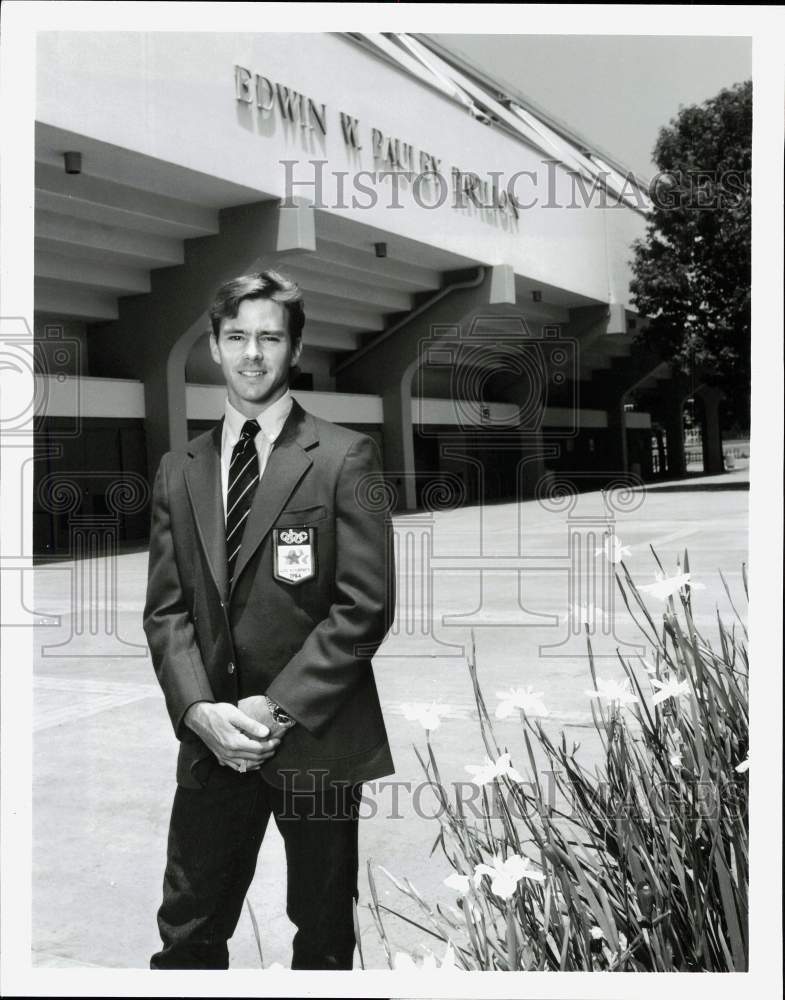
[143,400,396,791]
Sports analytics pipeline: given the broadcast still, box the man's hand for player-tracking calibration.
[184,701,280,771]
[238,695,295,741]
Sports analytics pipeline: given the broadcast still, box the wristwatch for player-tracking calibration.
[265,695,295,727]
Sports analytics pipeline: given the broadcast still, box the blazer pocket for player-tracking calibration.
[276,504,328,526]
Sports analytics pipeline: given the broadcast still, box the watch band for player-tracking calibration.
[265,695,294,726]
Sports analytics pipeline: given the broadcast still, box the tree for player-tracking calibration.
[630,80,751,432]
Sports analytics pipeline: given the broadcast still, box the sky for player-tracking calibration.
[430,34,752,181]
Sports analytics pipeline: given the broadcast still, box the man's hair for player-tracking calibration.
[209,270,305,345]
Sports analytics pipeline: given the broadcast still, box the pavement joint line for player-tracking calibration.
[34,676,161,696]
[31,680,601,732]
[31,949,116,969]
[28,470,748,969]
[391,703,595,727]
[34,677,162,731]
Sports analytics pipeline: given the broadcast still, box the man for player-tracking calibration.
[143,270,396,970]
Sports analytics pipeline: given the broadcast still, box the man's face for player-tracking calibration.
[209,297,302,417]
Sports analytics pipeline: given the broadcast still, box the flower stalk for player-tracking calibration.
[371,550,748,971]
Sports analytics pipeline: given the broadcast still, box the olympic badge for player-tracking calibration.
[272,526,317,584]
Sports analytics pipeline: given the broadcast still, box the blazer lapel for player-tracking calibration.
[229,400,318,600]
[184,420,229,604]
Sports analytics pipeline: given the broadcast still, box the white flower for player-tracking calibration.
[444,872,472,895]
[473,853,545,899]
[591,924,629,953]
[669,751,684,767]
[438,942,461,970]
[393,944,460,972]
[585,677,639,706]
[465,752,523,786]
[639,571,705,601]
[650,675,691,706]
[594,534,632,564]
[401,702,450,731]
[392,952,418,971]
[495,686,549,719]
[735,754,749,773]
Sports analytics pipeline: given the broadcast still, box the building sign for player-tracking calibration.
[234,64,520,220]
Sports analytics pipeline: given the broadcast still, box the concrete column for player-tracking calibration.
[663,392,687,478]
[605,395,629,474]
[142,365,180,481]
[518,430,550,498]
[336,265,517,512]
[381,366,418,512]
[697,386,725,475]
[596,357,670,477]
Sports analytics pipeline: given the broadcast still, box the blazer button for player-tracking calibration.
[227,661,236,675]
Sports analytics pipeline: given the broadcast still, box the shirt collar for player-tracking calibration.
[223,390,293,448]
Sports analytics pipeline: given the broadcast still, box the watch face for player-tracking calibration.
[270,703,290,724]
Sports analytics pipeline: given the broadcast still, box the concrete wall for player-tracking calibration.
[36,32,646,303]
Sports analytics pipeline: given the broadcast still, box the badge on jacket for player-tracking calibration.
[272,526,317,584]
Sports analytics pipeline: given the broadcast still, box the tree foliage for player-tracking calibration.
[630,81,751,429]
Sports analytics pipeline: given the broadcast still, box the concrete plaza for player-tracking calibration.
[31,469,749,969]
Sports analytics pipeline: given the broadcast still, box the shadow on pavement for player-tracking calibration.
[641,482,749,493]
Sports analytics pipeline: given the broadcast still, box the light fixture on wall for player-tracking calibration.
[64,151,82,175]
[374,242,387,258]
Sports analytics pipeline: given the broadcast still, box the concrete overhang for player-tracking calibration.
[35,121,618,394]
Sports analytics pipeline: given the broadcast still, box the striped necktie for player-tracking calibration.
[226,418,261,586]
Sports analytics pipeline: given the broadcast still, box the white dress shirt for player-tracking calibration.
[220,390,293,524]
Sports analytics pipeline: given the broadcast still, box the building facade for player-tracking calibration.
[32,31,722,556]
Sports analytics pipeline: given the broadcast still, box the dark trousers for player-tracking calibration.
[150,764,362,970]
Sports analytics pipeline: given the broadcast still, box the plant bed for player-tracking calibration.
[365,550,749,972]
